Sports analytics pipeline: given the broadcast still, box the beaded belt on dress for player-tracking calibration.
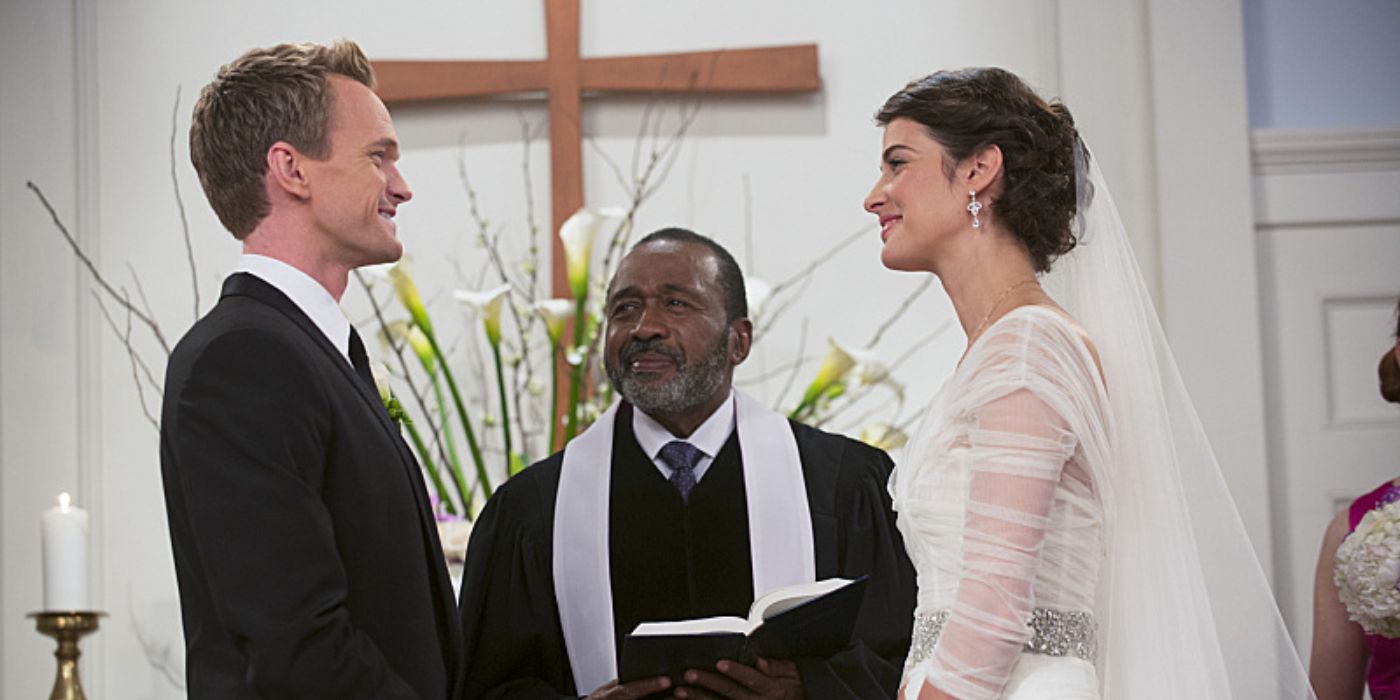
[908,609,1097,664]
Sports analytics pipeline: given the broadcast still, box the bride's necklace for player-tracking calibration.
[969,278,1039,342]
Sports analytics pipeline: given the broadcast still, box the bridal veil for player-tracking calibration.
[1042,149,1314,698]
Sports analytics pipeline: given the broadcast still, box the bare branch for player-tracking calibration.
[886,320,953,374]
[585,129,631,196]
[736,353,820,387]
[127,262,161,327]
[27,181,171,355]
[93,292,160,432]
[772,318,810,413]
[896,406,929,433]
[595,95,703,304]
[754,272,814,341]
[743,173,754,274]
[458,132,540,447]
[517,111,544,303]
[750,223,871,342]
[128,587,185,691]
[832,320,952,432]
[768,224,872,297]
[170,85,199,317]
[865,277,933,349]
[637,96,702,202]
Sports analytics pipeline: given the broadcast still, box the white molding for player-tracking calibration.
[1053,0,1161,304]
[72,0,105,685]
[1147,0,1276,583]
[1322,292,1400,429]
[1252,148,1400,227]
[1252,126,1400,173]
[1251,120,1400,657]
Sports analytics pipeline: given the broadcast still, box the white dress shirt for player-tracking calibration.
[631,390,736,484]
[235,254,353,366]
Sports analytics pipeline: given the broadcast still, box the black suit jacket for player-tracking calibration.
[160,273,463,699]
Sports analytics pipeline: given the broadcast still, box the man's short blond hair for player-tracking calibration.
[189,40,376,239]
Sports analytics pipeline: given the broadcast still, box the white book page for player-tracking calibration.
[749,577,852,625]
[631,616,751,637]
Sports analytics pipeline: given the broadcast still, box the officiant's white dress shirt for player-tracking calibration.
[235,254,352,366]
[632,390,736,484]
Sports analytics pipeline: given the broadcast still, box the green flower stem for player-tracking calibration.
[789,383,844,424]
[489,342,513,473]
[423,328,492,501]
[789,396,815,422]
[429,371,470,512]
[400,410,456,516]
[565,362,583,443]
[564,297,588,442]
[547,343,560,452]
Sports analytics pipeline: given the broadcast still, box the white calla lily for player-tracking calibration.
[388,262,433,334]
[406,326,435,370]
[806,339,858,399]
[532,298,575,345]
[454,283,512,347]
[381,320,434,370]
[833,340,889,387]
[378,319,411,355]
[370,361,393,405]
[559,207,626,299]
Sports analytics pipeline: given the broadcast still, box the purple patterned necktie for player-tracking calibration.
[659,440,703,504]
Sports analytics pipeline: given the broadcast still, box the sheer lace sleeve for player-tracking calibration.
[920,310,1099,699]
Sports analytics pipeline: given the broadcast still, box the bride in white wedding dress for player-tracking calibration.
[863,68,1314,700]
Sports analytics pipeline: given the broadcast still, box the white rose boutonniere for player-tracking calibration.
[1335,498,1400,638]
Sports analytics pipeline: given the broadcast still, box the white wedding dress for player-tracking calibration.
[893,306,1109,700]
[889,154,1316,700]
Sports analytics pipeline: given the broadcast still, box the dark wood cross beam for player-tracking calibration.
[371,0,821,300]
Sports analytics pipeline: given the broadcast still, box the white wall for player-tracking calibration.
[1,0,90,691]
[1,0,1273,695]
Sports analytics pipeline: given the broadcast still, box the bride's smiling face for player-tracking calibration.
[863,117,968,273]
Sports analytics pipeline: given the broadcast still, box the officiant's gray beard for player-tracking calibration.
[607,335,730,417]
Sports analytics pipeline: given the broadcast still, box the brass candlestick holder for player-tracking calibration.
[27,611,105,700]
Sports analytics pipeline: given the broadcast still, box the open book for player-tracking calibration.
[618,576,868,683]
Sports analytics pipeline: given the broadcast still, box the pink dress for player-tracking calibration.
[1350,480,1400,699]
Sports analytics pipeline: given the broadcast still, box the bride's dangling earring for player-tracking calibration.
[967,190,982,229]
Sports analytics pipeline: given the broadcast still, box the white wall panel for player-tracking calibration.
[1253,126,1400,657]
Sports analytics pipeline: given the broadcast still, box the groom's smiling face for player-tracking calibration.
[603,240,742,428]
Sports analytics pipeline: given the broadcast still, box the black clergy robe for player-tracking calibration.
[458,403,916,699]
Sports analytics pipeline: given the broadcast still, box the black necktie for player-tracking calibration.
[659,440,704,503]
[347,326,377,394]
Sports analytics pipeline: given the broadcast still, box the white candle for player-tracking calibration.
[41,492,89,611]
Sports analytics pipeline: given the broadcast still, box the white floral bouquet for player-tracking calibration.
[1335,499,1400,638]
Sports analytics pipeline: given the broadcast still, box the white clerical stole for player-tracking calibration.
[552,390,815,692]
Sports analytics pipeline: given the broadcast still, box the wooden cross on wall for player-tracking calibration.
[370,0,821,299]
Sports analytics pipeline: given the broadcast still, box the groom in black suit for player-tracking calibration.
[160,40,461,698]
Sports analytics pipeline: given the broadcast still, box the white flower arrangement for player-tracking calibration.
[1335,499,1400,638]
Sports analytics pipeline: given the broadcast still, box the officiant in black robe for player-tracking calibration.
[458,228,916,700]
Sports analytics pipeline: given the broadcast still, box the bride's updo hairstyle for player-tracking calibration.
[875,67,1082,272]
